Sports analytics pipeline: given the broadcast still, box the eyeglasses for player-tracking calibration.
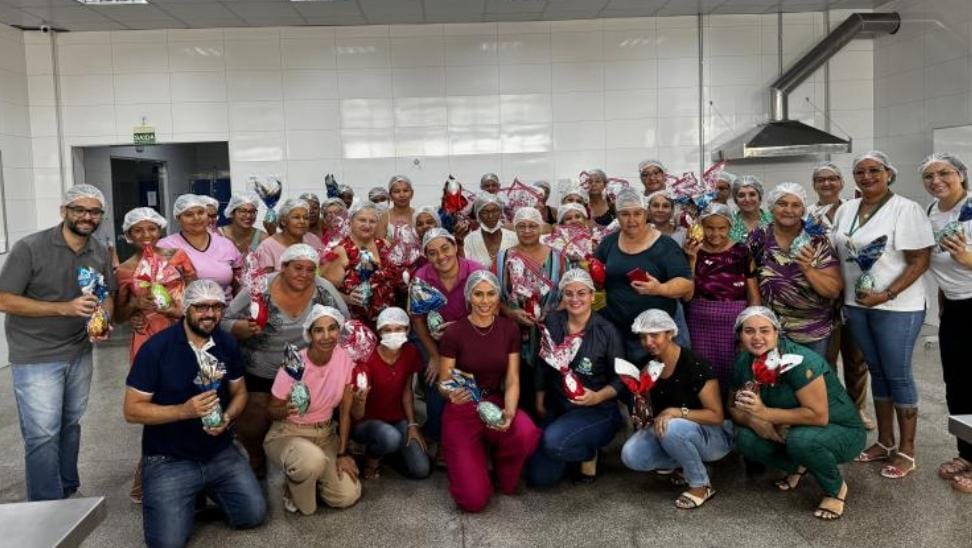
[852,168,887,178]
[922,169,960,183]
[65,205,104,217]
[813,176,841,184]
[190,303,225,313]
[562,290,592,300]
[236,208,258,216]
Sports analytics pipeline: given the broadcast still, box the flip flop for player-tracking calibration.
[938,458,972,480]
[774,467,808,491]
[855,441,894,463]
[675,486,715,509]
[880,452,916,479]
[951,471,972,493]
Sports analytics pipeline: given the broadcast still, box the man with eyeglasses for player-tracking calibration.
[124,279,265,547]
[0,184,115,501]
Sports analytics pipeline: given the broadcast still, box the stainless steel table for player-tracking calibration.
[948,414,972,445]
[0,496,106,548]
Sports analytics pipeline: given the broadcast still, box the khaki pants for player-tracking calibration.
[263,420,361,515]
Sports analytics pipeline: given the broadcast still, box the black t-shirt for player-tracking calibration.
[649,348,715,415]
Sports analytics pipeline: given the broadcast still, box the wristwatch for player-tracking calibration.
[885,288,898,300]
[681,405,689,418]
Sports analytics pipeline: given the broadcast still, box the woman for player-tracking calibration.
[594,188,693,363]
[219,193,268,255]
[639,159,668,195]
[339,185,355,209]
[321,197,349,246]
[321,202,399,327]
[807,162,846,228]
[560,184,589,209]
[532,180,558,225]
[437,271,541,513]
[748,183,843,357]
[557,203,588,228]
[410,205,442,271]
[368,186,390,209]
[586,169,615,226]
[729,176,773,243]
[620,309,731,509]
[730,307,865,520]
[298,192,324,240]
[712,171,735,206]
[832,151,933,479]
[528,269,624,486]
[264,305,362,514]
[682,203,758,387]
[352,307,430,480]
[158,194,242,300]
[377,175,416,239]
[224,243,348,474]
[200,194,220,232]
[462,194,518,270]
[253,198,325,272]
[480,172,501,194]
[920,152,972,493]
[647,190,687,246]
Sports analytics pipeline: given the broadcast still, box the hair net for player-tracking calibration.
[766,182,808,207]
[302,304,346,342]
[173,194,208,217]
[368,187,390,202]
[123,207,167,232]
[474,193,503,219]
[323,197,347,211]
[557,202,588,223]
[631,309,678,336]
[614,188,646,211]
[463,270,500,304]
[558,268,595,292]
[713,170,737,185]
[339,185,354,196]
[376,307,409,331]
[512,206,543,227]
[586,169,607,183]
[412,205,441,227]
[733,305,782,333]
[298,192,320,204]
[277,198,310,226]
[280,243,320,265]
[62,184,106,207]
[732,175,764,200]
[349,200,381,219]
[812,161,843,180]
[646,190,674,206]
[531,180,551,194]
[421,227,456,251]
[699,203,734,222]
[560,184,589,204]
[388,175,412,190]
[199,195,219,209]
[920,152,968,185]
[480,172,500,187]
[182,279,226,313]
[853,150,898,183]
[638,159,666,173]
[225,193,260,217]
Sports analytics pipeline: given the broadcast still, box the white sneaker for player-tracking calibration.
[282,493,298,514]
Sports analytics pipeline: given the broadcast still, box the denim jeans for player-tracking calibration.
[423,380,445,444]
[801,335,831,361]
[11,351,93,501]
[673,301,692,350]
[351,420,431,479]
[621,419,734,488]
[843,306,924,407]
[141,445,266,548]
[527,404,622,487]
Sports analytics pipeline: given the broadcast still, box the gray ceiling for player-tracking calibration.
[0,0,888,32]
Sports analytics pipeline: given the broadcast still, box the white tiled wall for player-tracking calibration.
[19,13,874,210]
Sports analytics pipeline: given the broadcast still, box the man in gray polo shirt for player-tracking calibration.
[0,184,115,501]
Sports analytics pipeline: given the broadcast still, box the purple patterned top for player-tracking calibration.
[747,224,839,343]
[693,243,753,301]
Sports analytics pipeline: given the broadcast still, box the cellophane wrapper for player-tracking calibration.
[321,211,350,262]
[253,176,282,224]
[407,277,447,315]
[77,266,110,337]
[339,320,377,363]
[506,253,553,321]
[193,349,227,428]
[439,369,504,427]
[440,176,476,234]
[352,364,369,392]
[133,245,174,310]
[283,343,310,415]
[388,222,422,268]
[539,327,585,400]
[241,254,269,328]
[498,179,542,220]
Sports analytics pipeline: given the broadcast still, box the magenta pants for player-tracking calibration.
[441,395,541,513]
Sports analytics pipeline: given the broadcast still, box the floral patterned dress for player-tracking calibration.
[338,237,401,326]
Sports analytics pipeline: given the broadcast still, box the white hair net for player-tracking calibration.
[277,198,310,227]
[560,184,590,204]
[474,193,503,220]
[280,243,320,265]
[631,309,678,336]
[557,202,588,223]
[323,197,347,211]
[339,185,354,196]
[123,207,167,232]
[298,192,320,204]
[182,279,226,313]
[733,305,782,333]
[225,193,260,218]
[199,195,219,209]
[646,190,674,206]
[480,172,500,187]
[531,180,551,193]
[349,200,381,219]
[766,182,808,208]
[920,152,968,185]
[463,270,500,304]
[614,188,646,211]
[422,227,456,251]
[302,304,345,342]
[638,159,666,173]
[558,268,594,292]
[388,175,412,190]
[586,168,607,183]
[699,203,734,222]
[732,176,764,200]
[376,307,410,331]
[368,187,390,202]
[853,150,898,184]
[62,184,106,207]
[513,206,543,227]
[713,170,737,185]
[812,162,843,180]
[173,194,208,217]
[413,205,441,227]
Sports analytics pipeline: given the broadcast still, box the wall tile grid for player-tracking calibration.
[19,13,873,211]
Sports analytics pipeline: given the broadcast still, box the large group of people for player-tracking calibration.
[0,149,969,547]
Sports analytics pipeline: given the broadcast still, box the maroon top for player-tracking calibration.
[360,343,423,423]
[693,243,754,301]
[438,316,521,391]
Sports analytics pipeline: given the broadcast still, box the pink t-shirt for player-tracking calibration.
[271,345,354,425]
[158,232,241,300]
[253,233,324,272]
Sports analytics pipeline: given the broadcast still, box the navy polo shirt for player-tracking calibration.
[127,321,244,461]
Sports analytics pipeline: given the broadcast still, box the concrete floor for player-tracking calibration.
[0,326,970,548]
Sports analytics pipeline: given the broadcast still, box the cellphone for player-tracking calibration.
[626,268,651,283]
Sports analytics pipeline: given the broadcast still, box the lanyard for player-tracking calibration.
[846,192,892,237]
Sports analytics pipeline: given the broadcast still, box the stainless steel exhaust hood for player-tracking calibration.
[711,12,900,161]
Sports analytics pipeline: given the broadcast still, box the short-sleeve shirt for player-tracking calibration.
[730,338,863,430]
[540,310,625,409]
[126,322,244,461]
[413,257,485,323]
[158,232,241,301]
[360,344,422,423]
[438,316,521,391]
[926,193,972,300]
[649,348,716,415]
[270,346,354,425]
[0,224,116,364]
[831,194,935,311]
[692,243,753,301]
[253,233,325,272]
[594,231,692,330]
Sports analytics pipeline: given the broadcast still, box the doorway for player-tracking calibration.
[111,158,165,262]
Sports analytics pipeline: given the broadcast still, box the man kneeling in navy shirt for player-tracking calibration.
[124,279,266,548]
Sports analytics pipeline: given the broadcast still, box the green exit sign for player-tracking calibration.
[133,125,156,146]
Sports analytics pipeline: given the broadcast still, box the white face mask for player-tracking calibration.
[380,332,408,350]
[480,221,501,234]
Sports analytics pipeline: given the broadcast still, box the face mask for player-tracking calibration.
[480,221,501,234]
[374,201,390,213]
[381,332,408,350]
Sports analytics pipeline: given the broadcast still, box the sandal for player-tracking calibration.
[363,458,381,480]
[774,466,808,492]
[813,483,847,521]
[669,470,688,488]
[880,452,916,479]
[854,441,894,463]
[938,457,972,480]
[675,486,715,509]
[951,471,972,493]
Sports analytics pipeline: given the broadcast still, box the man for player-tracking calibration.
[638,159,668,195]
[0,184,114,501]
[124,279,265,547]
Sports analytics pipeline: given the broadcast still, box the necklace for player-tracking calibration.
[469,316,496,336]
[847,191,892,236]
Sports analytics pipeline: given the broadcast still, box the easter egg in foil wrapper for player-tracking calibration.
[289,381,311,415]
[687,222,703,243]
[854,272,876,296]
[427,310,445,334]
[150,283,173,310]
[477,401,505,427]
[201,404,224,428]
[86,306,110,337]
[935,221,963,250]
